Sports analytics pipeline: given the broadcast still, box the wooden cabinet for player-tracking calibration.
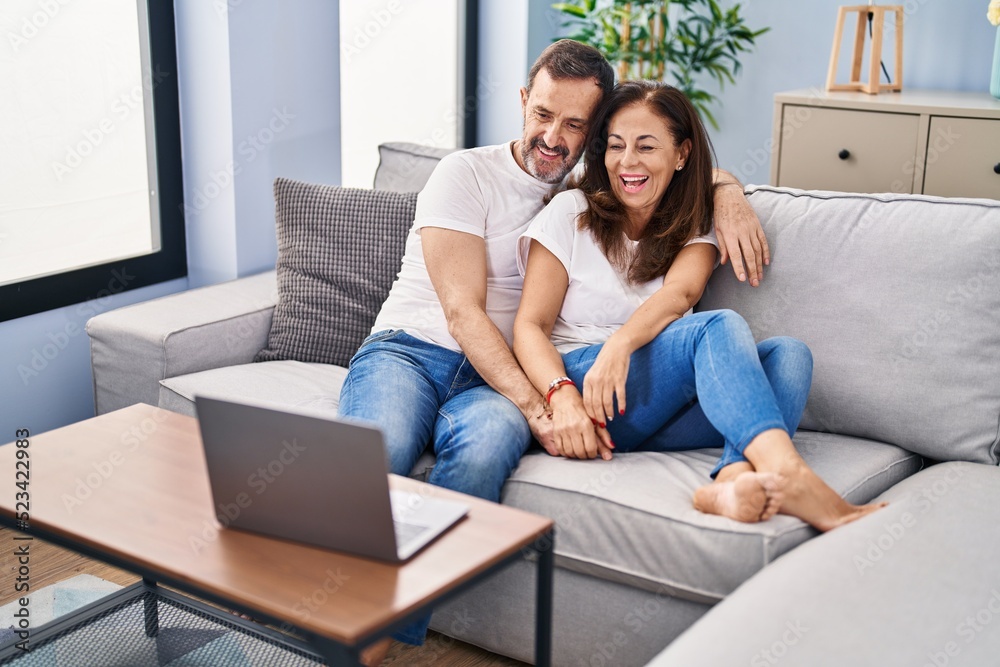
[771,89,1000,200]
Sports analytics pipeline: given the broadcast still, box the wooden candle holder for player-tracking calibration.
[826,5,903,94]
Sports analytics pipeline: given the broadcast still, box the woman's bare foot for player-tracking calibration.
[361,637,392,666]
[777,461,887,532]
[741,430,888,532]
[693,471,785,523]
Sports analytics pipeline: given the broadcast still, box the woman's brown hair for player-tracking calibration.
[578,80,716,284]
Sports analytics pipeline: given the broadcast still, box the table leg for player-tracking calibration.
[312,636,363,666]
[142,578,159,638]
[534,530,554,667]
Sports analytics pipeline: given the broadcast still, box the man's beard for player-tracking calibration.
[520,137,577,184]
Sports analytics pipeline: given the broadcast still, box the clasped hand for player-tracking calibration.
[548,339,631,460]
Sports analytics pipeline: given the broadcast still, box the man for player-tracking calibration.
[339,39,767,659]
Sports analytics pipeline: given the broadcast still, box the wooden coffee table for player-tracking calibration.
[0,404,554,666]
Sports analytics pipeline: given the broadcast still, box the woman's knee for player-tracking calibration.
[764,336,813,371]
[703,308,753,339]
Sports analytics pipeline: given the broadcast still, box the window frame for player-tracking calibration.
[0,0,186,323]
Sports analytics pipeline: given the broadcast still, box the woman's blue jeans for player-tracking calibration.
[338,329,532,646]
[561,309,813,477]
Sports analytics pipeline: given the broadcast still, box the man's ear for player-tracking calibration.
[519,86,529,113]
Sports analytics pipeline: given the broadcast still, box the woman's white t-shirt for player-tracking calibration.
[516,189,719,353]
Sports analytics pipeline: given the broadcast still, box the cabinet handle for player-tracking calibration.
[838,149,851,160]
[994,163,1000,175]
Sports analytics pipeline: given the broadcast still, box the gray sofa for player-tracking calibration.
[87,143,1000,666]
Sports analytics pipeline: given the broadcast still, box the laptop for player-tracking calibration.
[194,396,469,562]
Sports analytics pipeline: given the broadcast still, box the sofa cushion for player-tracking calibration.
[158,362,438,480]
[255,180,418,367]
[501,430,922,604]
[648,462,1000,667]
[373,142,458,192]
[699,187,1000,465]
[159,360,349,417]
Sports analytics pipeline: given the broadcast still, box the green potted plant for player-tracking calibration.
[552,0,768,128]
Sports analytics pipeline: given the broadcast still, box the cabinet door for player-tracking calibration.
[777,106,920,193]
[922,116,1000,200]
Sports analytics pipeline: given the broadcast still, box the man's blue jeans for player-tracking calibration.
[562,309,813,477]
[338,329,532,646]
[339,330,531,500]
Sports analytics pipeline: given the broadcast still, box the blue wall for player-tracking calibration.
[526,0,997,182]
[477,0,530,146]
[0,280,189,439]
[0,0,341,439]
[178,0,341,288]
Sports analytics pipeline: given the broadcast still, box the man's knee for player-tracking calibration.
[441,401,529,459]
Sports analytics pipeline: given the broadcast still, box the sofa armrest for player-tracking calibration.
[86,271,278,415]
[648,462,1000,666]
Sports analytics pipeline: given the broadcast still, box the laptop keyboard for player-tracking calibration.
[393,520,431,548]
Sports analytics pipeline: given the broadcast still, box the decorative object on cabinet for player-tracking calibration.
[826,4,903,94]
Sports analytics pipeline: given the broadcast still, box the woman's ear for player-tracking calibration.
[679,138,693,166]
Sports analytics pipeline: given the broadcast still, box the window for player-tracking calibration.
[339,0,477,188]
[0,0,185,322]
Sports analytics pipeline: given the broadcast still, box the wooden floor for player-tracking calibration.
[0,526,525,666]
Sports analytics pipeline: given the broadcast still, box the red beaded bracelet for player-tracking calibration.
[545,376,575,404]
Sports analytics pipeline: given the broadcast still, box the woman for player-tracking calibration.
[513,81,883,531]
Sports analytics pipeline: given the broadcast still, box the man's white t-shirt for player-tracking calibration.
[372,142,558,352]
[517,189,719,353]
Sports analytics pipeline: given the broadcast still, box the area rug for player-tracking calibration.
[0,575,322,665]
[0,574,121,645]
